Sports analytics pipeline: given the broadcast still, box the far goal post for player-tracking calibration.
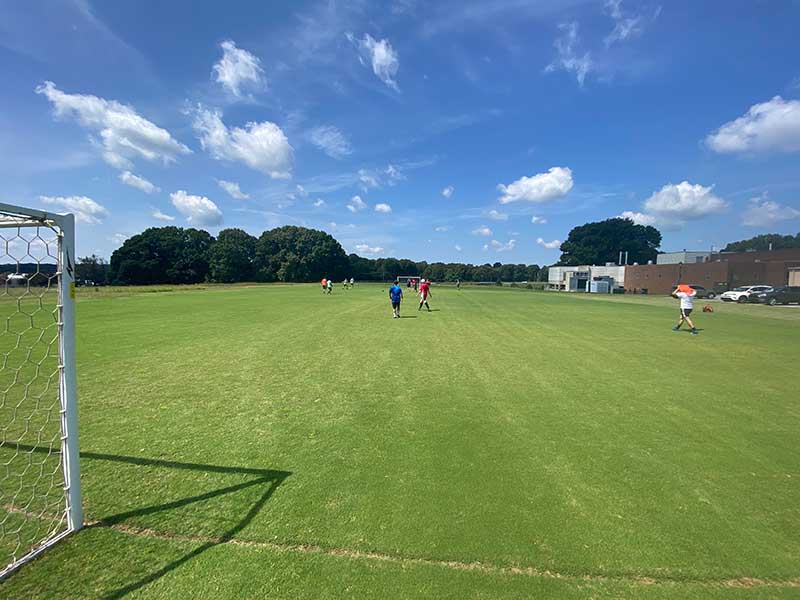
[0,203,82,579]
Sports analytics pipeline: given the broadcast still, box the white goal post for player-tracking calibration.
[0,202,82,579]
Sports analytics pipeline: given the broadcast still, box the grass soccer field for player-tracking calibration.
[3,284,799,599]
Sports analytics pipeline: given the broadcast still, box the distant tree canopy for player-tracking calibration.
[109,227,214,285]
[722,232,800,252]
[559,218,661,266]
[76,254,109,284]
[104,225,547,285]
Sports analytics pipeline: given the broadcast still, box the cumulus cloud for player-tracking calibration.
[358,169,380,190]
[170,190,223,226]
[313,199,326,207]
[152,209,175,221]
[385,163,404,183]
[119,171,159,194]
[354,243,384,255]
[618,210,656,226]
[487,209,508,221]
[374,203,392,213]
[643,181,727,224]
[347,195,367,212]
[472,225,493,237]
[35,81,191,169]
[441,185,454,198]
[537,237,562,250]
[454,244,463,252]
[212,40,265,97]
[705,96,800,154]
[308,125,352,159]
[39,195,109,224]
[498,167,573,204]
[531,215,547,224]
[545,23,592,86]
[349,33,400,91]
[742,193,800,227]
[488,239,516,252]
[217,179,250,200]
[191,105,292,178]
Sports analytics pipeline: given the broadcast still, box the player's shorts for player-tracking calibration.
[392,301,401,309]
[420,294,428,301]
[681,308,693,317]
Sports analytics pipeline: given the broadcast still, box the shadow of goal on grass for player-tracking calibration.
[13,443,290,599]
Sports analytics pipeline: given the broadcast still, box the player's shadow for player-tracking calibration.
[13,443,290,599]
[398,315,417,318]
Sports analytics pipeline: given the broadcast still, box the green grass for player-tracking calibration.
[3,284,799,598]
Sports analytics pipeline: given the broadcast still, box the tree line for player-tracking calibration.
[76,226,547,285]
[722,232,800,252]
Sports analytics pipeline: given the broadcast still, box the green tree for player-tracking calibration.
[254,226,349,282]
[559,218,661,266]
[209,228,257,282]
[109,227,214,285]
[76,255,109,284]
[722,232,800,252]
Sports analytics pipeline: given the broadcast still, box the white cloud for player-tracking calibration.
[441,185,454,198]
[119,171,159,194]
[313,199,326,207]
[487,209,508,221]
[454,244,463,252]
[742,193,800,227]
[347,195,367,212]
[152,209,175,222]
[111,233,130,246]
[296,184,308,197]
[39,195,109,224]
[537,237,562,250]
[705,96,800,154]
[212,40,265,97]
[488,239,516,252]
[472,225,493,237]
[170,190,223,226]
[358,169,380,190]
[643,181,727,224]
[498,167,573,204]
[35,81,191,169]
[545,23,592,86]
[374,203,392,213]
[191,105,292,178]
[531,215,547,224]
[385,163,404,183]
[308,125,352,159]
[618,210,657,226]
[350,33,400,91]
[354,243,384,255]
[217,179,250,200]
[604,0,644,47]
[434,226,450,232]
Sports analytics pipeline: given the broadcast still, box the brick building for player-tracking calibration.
[624,248,800,294]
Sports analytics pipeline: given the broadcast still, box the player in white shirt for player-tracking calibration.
[672,285,699,335]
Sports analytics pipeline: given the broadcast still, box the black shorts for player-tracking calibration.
[681,308,693,317]
[392,301,401,309]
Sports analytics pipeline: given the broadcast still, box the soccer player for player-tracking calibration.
[321,278,327,293]
[389,279,403,318]
[350,277,355,287]
[326,278,333,294]
[418,278,432,311]
[456,278,461,290]
[672,284,699,335]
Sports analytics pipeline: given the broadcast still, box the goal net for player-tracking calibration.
[0,203,81,579]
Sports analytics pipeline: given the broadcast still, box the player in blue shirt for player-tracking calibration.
[389,280,404,318]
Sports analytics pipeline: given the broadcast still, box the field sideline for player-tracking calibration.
[4,283,799,599]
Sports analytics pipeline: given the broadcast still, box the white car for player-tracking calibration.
[719,285,773,303]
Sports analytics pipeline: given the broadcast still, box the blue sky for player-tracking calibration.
[2,0,799,264]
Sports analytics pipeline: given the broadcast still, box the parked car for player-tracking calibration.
[719,285,773,303]
[687,285,716,299]
[754,286,800,306]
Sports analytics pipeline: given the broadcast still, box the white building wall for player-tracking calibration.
[657,251,711,265]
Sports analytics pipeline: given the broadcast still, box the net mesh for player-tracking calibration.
[0,222,69,576]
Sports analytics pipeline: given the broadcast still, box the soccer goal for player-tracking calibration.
[396,275,418,285]
[0,203,81,579]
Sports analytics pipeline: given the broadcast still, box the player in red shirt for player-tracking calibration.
[418,278,432,312]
